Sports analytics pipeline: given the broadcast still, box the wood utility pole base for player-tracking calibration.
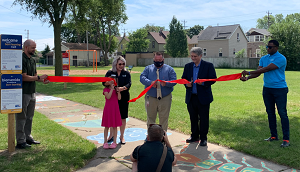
[8,113,15,153]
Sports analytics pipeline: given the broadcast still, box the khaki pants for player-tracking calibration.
[15,93,36,144]
[145,93,172,131]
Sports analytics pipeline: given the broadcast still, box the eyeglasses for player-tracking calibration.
[266,46,277,49]
[118,63,125,66]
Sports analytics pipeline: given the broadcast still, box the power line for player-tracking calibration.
[0,5,31,18]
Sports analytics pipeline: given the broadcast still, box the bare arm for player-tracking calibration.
[104,88,114,99]
[163,131,177,166]
[22,73,48,82]
[130,154,137,162]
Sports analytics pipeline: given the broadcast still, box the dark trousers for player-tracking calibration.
[263,87,289,140]
[15,93,36,144]
[187,94,210,141]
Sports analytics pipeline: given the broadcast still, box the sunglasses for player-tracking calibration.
[118,63,125,66]
[266,46,277,49]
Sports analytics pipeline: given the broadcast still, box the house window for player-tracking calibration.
[237,33,240,41]
[256,49,261,58]
[219,48,222,57]
[194,44,197,47]
[121,44,123,50]
[233,48,236,55]
[203,48,207,57]
[255,35,264,42]
[152,41,155,48]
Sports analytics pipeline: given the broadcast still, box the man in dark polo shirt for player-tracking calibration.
[130,124,177,172]
[15,39,49,149]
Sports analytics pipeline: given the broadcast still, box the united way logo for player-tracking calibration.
[15,104,21,107]
[15,65,21,68]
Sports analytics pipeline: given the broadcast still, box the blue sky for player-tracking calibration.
[1,0,300,51]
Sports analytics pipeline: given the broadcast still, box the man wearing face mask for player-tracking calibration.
[140,52,177,132]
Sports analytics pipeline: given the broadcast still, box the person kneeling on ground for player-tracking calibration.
[130,124,177,172]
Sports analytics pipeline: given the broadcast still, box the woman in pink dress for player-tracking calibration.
[102,79,122,149]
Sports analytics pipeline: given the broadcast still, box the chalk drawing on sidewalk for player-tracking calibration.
[63,119,103,128]
[174,144,300,171]
[87,128,171,144]
[36,95,65,102]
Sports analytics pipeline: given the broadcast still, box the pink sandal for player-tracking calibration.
[109,143,117,149]
[103,143,109,149]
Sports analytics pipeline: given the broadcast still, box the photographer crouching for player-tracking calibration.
[130,124,177,172]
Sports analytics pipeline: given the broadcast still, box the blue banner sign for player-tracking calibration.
[1,35,22,50]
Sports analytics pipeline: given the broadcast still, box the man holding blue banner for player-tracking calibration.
[15,39,49,149]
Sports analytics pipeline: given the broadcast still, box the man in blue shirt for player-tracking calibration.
[182,47,216,146]
[241,40,290,147]
[140,52,177,131]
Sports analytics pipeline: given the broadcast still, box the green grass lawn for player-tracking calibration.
[0,112,96,172]
[1,66,300,169]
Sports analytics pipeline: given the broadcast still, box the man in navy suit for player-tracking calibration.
[181,47,217,146]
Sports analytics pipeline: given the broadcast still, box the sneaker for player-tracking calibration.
[280,140,290,147]
[110,143,117,149]
[264,137,278,141]
[103,143,109,149]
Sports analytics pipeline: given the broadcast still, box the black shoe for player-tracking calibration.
[186,137,199,143]
[26,139,40,145]
[16,143,31,149]
[264,137,279,141]
[107,136,114,143]
[200,140,207,146]
[120,138,126,145]
[280,141,290,147]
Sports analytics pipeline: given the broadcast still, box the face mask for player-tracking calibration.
[154,60,164,68]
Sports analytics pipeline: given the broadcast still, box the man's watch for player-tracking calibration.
[37,75,40,81]
[123,86,126,90]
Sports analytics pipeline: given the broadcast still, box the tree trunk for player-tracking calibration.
[54,21,63,76]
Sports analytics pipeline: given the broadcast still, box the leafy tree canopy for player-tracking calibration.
[165,16,188,57]
[143,24,166,32]
[186,24,204,38]
[126,28,150,52]
[268,13,300,71]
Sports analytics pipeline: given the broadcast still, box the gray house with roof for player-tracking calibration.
[197,24,248,58]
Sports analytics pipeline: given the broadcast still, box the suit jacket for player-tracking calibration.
[181,60,217,105]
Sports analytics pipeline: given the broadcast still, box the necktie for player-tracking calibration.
[156,69,162,100]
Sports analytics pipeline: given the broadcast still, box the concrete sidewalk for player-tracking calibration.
[35,93,297,172]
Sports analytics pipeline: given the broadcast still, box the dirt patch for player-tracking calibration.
[37,70,139,75]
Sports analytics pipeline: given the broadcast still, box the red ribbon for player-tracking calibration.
[194,73,242,83]
[129,73,242,103]
[128,79,191,103]
[46,76,117,85]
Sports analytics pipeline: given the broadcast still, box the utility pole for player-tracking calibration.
[267,11,272,29]
[123,28,127,37]
[181,20,188,30]
[24,29,29,39]
[86,30,89,67]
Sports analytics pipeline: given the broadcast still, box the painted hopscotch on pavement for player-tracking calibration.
[87,128,172,144]
[116,143,298,172]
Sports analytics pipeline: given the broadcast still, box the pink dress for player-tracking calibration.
[101,88,122,127]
